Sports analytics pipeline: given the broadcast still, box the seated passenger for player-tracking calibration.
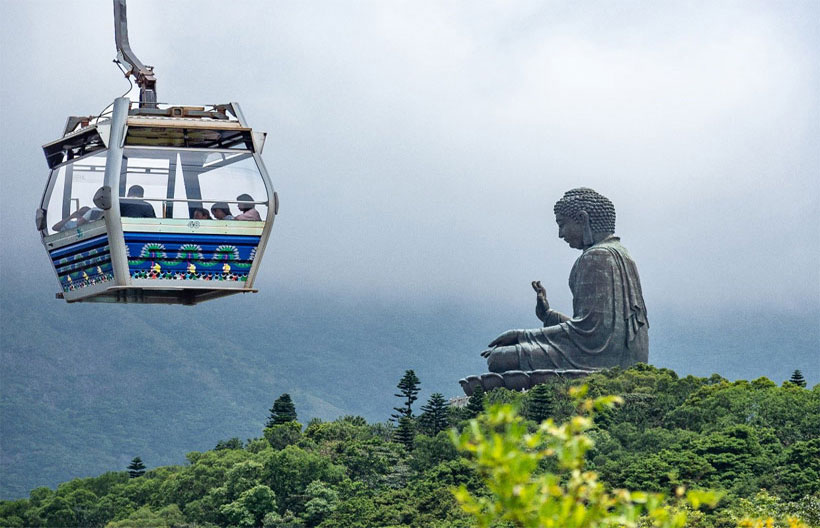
[52,206,104,232]
[120,185,156,218]
[211,202,234,220]
[192,207,212,220]
[234,194,261,221]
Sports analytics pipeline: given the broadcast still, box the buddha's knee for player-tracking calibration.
[487,346,521,372]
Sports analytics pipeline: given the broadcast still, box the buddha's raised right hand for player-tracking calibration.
[532,280,550,323]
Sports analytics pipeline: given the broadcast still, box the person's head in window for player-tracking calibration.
[234,194,262,221]
[193,208,212,220]
[236,194,255,212]
[211,202,234,220]
[120,185,156,218]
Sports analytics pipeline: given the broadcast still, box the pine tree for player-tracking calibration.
[525,383,554,423]
[419,392,450,435]
[391,370,421,421]
[395,415,415,450]
[127,457,146,478]
[466,386,485,419]
[267,393,297,427]
[789,370,807,388]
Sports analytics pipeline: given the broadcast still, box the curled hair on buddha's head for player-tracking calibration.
[553,187,616,234]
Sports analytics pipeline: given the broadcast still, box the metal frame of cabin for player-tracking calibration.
[37,98,278,305]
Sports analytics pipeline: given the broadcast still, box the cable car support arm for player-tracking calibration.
[113,0,156,108]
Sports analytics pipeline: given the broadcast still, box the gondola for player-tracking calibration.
[36,0,278,304]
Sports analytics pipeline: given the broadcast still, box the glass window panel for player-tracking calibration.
[120,149,173,218]
[46,147,269,222]
[190,152,268,221]
[43,151,107,235]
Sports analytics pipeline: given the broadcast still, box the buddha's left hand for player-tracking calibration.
[488,329,525,347]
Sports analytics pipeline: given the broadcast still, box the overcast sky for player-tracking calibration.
[1,0,818,316]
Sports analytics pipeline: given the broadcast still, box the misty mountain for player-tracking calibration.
[1,278,817,499]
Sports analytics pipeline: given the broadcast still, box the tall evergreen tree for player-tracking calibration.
[391,370,421,421]
[466,386,485,419]
[395,416,415,450]
[127,457,146,478]
[525,383,554,423]
[419,393,450,435]
[789,370,807,388]
[267,393,297,427]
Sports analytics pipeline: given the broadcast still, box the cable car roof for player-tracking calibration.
[43,105,264,170]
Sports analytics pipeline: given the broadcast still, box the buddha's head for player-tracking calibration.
[553,188,616,249]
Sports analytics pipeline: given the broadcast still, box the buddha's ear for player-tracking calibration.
[580,210,594,247]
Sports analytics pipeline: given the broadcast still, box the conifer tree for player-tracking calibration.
[525,383,554,423]
[465,386,485,419]
[395,415,415,450]
[267,393,297,427]
[419,392,449,435]
[391,370,421,421]
[789,369,807,388]
[127,457,146,478]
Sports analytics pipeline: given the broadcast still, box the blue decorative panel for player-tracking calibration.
[124,232,260,283]
[49,234,114,292]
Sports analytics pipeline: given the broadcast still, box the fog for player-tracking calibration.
[2,1,818,315]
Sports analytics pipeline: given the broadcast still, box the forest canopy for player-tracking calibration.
[1,365,817,528]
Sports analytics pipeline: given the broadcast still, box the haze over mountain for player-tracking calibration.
[1,0,818,500]
[1,268,817,499]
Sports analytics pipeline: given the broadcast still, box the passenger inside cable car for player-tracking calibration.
[211,202,234,220]
[120,185,156,218]
[192,207,212,220]
[234,194,261,221]
[112,148,268,222]
[42,147,269,234]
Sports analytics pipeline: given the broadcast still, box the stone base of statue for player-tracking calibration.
[459,369,595,396]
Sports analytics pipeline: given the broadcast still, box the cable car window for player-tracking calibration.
[193,153,268,221]
[119,149,171,218]
[43,151,107,235]
[119,147,267,220]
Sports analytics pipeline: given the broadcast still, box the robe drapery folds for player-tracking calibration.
[488,236,648,372]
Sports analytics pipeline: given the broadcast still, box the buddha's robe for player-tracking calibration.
[487,236,648,372]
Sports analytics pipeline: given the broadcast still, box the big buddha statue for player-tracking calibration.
[461,188,649,395]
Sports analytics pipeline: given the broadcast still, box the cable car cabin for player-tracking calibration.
[36,98,278,304]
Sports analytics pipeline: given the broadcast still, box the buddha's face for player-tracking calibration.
[555,213,585,249]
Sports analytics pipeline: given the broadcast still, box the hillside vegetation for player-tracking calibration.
[1,365,817,527]
[3,277,818,500]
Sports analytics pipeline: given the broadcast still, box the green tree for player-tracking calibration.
[409,431,459,473]
[395,416,415,450]
[419,392,450,435]
[225,460,265,500]
[263,445,346,512]
[789,370,807,388]
[127,457,146,478]
[106,504,185,528]
[220,485,277,528]
[302,480,340,526]
[451,385,722,528]
[216,437,245,450]
[264,421,303,450]
[525,383,554,423]
[267,394,297,427]
[391,370,421,421]
[465,386,485,419]
[36,495,76,527]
